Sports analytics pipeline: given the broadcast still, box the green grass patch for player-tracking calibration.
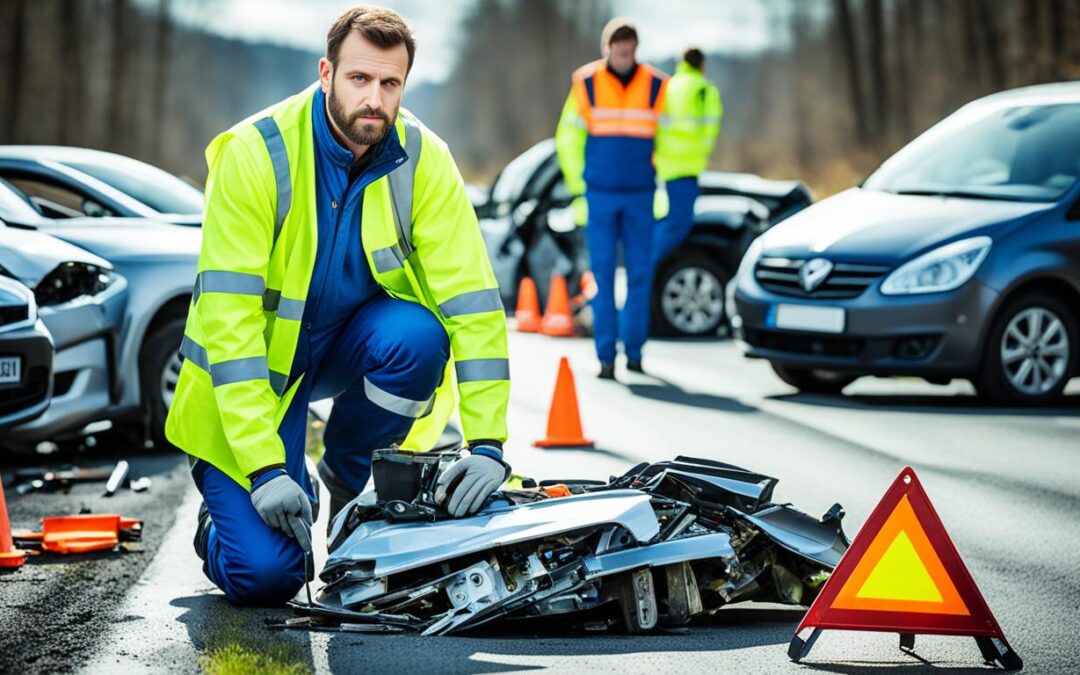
[198,613,310,675]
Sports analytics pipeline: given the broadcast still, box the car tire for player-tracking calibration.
[770,363,856,394]
[139,316,186,449]
[651,253,729,337]
[974,292,1076,405]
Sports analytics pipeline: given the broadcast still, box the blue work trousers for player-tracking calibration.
[192,295,449,605]
[585,188,655,364]
[654,177,699,266]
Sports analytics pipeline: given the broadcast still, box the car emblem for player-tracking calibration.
[799,258,833,292]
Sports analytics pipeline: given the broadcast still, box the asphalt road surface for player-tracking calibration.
[2,332,1078,673]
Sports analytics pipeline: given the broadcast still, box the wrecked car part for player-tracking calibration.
[294,450,847,636]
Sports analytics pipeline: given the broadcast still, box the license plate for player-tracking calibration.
[0,356,21,385]
[774,304,845,334]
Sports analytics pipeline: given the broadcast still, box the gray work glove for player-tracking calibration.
[251,472,313,554]
[434,453,509,518]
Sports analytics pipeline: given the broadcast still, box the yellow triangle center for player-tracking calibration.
[855,530,943,603]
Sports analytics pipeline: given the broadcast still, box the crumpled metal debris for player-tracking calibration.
[285,450,849,635]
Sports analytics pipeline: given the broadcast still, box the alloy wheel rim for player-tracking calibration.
[161,350,183,409]
[661,266,724,334]
[1000,307,1069,396]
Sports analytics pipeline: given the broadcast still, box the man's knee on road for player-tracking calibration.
[219,545,306,607]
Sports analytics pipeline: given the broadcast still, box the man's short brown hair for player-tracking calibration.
[683,47,705,70]
[326,5,416,74]
[601,18,638,50]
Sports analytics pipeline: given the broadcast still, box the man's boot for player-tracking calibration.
[193,501,212,576]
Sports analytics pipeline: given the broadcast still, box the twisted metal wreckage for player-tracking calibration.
[272,450,850,635]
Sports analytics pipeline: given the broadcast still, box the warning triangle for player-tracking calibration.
[788,467,1021,670]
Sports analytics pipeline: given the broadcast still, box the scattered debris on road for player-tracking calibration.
[7,460,152,496]
[283,450,849,636]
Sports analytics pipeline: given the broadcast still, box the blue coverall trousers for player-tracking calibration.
[585,188,655,364]
[653,177,700,267]
[192,295,450,605]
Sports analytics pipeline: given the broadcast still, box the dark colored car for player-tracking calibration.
[732,82,1080,404]
[477,139,812,337]
[0,276,53,428]
[0,146,204,226]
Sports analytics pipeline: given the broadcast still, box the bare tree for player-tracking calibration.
[834,0,868,143]
[3,0,28,143]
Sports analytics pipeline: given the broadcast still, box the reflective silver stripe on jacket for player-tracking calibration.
[179,335,288,396]
[262,289,306,321]
[254,116,292,245]
[363,376,433,418]
[438,288,504,318]
[455,358,510,383]
[193,270,265,304]
[388,121,422,258]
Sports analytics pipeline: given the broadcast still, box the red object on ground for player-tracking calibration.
[0,475,26,568]
[514,276,542,332]
[540,274,576,337]
[789,466,1022,670]
[533,356,594,448]
[13,514,142,555]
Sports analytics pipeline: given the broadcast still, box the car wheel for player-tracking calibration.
[652,253,729,337]
[139,316,186,449]
[974,292,1076,405]
[770,363,856,394]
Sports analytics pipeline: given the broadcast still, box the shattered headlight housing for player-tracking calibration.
[880,236,991,296]
[34,261,118,306]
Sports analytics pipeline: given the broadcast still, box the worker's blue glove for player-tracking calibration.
[435,449,511,517]
[250,470,313,554]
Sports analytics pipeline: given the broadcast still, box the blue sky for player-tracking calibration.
[167,0,777,83]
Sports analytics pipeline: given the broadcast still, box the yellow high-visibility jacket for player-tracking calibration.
[166,83,509,489]
[655,60,723,181]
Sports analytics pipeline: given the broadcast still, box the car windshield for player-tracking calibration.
[61,156,204,216]
[865,102,1080,201]
[489,139,556,205]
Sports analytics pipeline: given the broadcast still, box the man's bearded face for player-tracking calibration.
[329,79,394,147]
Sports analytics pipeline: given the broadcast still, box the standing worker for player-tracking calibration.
[166,5,511,607]
[654,48,723,263]
[556,19,668,379]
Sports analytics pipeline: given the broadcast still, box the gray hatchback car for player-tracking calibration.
[732,82,1080,405]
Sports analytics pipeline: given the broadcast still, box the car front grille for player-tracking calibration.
[743,328,865,357]
[0,365,49,418]
[754,258,891,299]
[0,304,29,328]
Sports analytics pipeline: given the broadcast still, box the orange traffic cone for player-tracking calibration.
[534,357,595,448]
[514,276,542,332]
[0,474,26,568]
[541,274,576,337]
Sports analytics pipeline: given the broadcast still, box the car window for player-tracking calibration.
[0,178,44,222]
[865,102,1080,201]
[3,175,116,219]
[62,158,204,216]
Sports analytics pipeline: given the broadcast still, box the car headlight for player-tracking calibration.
[34,262,118,306]
[880,236,991,295]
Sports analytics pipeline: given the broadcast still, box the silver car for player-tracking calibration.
[0,224,128,442]
[0,178,196,450]
[0,146,204,226]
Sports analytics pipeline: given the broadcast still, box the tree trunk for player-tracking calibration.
[153,0,172,158]
[59,0,84,145]
[833,0,868,143]
[107,0,129,152]
[865,0,888,141]
[4,0,27,143]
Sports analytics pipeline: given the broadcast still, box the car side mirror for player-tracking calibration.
[82,199,111,218]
